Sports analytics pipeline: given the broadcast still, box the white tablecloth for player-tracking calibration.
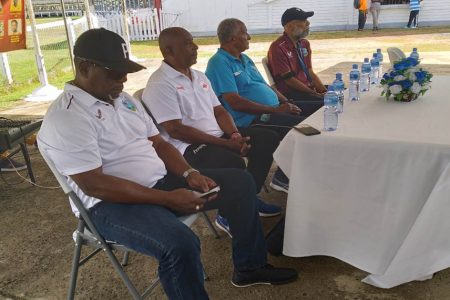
[274,76,450,288]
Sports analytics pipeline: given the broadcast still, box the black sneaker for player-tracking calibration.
[231,264,298,287]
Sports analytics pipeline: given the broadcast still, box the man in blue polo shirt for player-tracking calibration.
[206,18,304,193]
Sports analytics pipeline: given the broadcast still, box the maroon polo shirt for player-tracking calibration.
[267,32,313,95]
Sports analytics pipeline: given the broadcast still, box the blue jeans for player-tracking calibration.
[88,168,267,300]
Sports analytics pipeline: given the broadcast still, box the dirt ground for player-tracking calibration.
[2,32,450,300]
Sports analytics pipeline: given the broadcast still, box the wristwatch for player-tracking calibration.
[182,168,199,179]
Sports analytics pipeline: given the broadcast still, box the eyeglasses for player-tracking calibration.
[76,57,127,80]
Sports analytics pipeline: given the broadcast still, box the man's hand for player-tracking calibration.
[166,188,209,214]
[275,103,302,115]
[223,135,251,155]
[186,172,217,193]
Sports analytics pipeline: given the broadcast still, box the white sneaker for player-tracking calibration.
[0,158,27,172]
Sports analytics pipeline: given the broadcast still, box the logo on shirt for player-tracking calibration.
[122,99,137,112]
[199,80,209,90]
[95,109,104,120]
[233,71,242,77]
[287,51,293,58]
[176,85,185,90]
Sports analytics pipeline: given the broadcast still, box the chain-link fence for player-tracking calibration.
[0,0,162,109]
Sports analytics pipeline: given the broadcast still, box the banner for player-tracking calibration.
[0,0,26,52]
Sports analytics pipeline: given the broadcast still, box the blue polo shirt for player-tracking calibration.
[205,48,279,127]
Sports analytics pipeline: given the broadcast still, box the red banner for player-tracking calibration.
[0,0,26,52]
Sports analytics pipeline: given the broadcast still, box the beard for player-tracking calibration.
[294,29,310,40]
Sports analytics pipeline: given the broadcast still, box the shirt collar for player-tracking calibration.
[160,61,196,81]
[64,83,114,108]
[281,32,297,50]
[217,48,246,62]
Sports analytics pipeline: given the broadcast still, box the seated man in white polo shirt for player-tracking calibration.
[37,29,298,298]
[142,27,283,236]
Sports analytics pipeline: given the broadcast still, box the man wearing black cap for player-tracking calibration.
[268,8,326,109]
[38,28,297,299]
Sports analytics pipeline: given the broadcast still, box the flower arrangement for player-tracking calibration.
[380,57,433,102]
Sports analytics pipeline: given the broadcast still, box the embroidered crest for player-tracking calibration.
[122,99,137,112]
[200,80,209,90]
[176,85,185,90]
[233,71,242,76]
[95,109,103,120]
[287,51,293,58]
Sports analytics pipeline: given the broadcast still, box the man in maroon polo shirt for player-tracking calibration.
[268,7,325,116]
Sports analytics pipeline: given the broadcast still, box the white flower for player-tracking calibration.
[389,85,403,94]
[411,82,422,94]
[394,75,406,81]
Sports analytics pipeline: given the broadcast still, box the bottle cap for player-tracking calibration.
[377,48,381,52]
[336,73,343,80]
[352,64,358,69]
[413,47,418,51]
[364,58,369,62]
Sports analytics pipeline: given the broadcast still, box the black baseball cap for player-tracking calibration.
[281,8,314,26]
[73,28,145,73]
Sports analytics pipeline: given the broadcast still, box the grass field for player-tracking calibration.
[1,24,450,109]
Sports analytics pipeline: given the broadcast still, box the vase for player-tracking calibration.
[393,93,419,102]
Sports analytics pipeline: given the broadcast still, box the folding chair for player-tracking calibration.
[261,57,276,88]
[132,88,221,239]
[40,148,206,299]
[387,47,406,66]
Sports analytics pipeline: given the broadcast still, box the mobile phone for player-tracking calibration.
[294,125,321,136]
[198,186,221,198]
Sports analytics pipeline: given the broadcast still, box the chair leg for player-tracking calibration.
[19,143,35,183]
[121,251,130,266]
[68,224,85,300]
[201,211,220,239]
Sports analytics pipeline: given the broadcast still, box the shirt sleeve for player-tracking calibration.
[38,110,102,176]
[206,55,238,96]
[143,80,182,124]
[268,43,293,78]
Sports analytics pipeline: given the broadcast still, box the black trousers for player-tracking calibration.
[407,10,419,27]
[183,127,279,193]
[358,9,368,30]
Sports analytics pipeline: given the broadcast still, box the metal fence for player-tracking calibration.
[0,1,178,108]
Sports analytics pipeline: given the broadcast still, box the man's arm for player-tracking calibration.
[160,118,246,153]
[149,134,216,192]
[222,92,300,115]
[70,167,210,213]
[271,86,290,103]
[309,69,327,93]
[213,105,239,136]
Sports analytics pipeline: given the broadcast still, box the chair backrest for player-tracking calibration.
[387,47,406,65]
[261,56,276,87]
[39,147,108,241]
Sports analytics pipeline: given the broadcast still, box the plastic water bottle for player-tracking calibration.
[332,72,345,113]
[349,64,360,101]
[410,48,419,60]
[360,58,371,92]
[370,53,380,84]
[323,85,339,131]
[376,48,384,77]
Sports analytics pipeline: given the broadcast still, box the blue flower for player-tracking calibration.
[415,71,426,83]
[400,80,413,89]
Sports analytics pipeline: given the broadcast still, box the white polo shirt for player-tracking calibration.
[143,62,224,154]
[38,83,167,215]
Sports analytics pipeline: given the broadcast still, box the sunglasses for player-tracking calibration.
[76,57,127,80]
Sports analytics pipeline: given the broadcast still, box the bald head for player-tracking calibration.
[158,27,198,69]
[159,27,190,57]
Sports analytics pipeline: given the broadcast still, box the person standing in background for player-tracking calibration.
[406,0,422,29]
[370,0,383,31]
[358,0,369,31]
